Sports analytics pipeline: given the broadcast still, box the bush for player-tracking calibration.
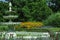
[44,12,60,27]
[15,22,43,29]
[0,26,9,31]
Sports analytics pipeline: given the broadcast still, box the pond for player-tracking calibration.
[0,32,60,40]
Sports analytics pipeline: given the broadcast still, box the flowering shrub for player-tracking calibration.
[15,22,43,29]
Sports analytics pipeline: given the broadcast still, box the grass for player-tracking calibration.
[46,28,60,32]
[15,27,60,32]
[0,25,60,32]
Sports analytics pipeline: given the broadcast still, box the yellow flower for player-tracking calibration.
[15,22,44,29]
[20,22,43,29]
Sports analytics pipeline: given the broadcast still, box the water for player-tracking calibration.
[4,37,51,40]
[0,35,52,40]
[0,32,60,40]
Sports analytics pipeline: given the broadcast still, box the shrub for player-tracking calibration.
[0,26,9,31]
[44,12,60,27]
[15,22,43,29]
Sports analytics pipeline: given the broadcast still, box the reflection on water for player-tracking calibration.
[4,37,52,40]
[0,32,60,40]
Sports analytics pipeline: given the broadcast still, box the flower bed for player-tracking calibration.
[15,22,43,30]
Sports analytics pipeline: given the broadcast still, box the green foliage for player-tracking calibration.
[44,12,60,27]
[48,0,60,12]
[0,12,5,22]
[0,2,8,13]
[10,0,52,21]
[0,0,53,22]
[0,2,9,22]
[0,26,9,31]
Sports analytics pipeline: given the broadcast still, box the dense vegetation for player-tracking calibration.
[0,0,60,27]
[44,12,60,27]
[0,0,52,22]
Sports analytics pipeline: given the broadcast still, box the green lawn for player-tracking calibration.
[0,25,60,32]
[15,28,60,32]
[46,28,60,32]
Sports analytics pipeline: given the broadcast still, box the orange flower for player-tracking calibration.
[15,22,44,29]
[21,22,43,28]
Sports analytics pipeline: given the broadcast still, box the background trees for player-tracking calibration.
[10,0,53,22]
[44,12,60,27]
[0,0,60,27]
[47,0,60,12]
[0,0,53,22]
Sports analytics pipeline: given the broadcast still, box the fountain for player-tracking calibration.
[0,0,21,32]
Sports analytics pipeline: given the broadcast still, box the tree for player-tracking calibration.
[0,0,53,22]
[11,0,53,22]
[48,0,60,12]
[44,12,60,27]
[0,1,9,22]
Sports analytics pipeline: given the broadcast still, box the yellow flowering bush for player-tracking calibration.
[20,22,43,29]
